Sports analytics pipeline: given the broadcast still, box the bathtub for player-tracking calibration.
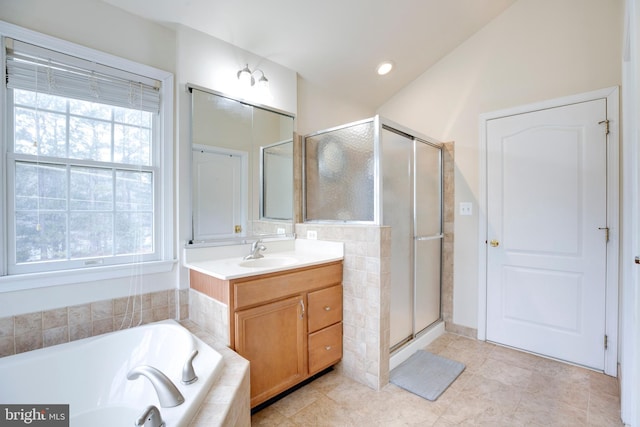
[0,320,224,427]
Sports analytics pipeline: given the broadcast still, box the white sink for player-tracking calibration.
[238,256,298,268]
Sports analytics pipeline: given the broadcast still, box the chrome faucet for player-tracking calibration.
[127,365,185,408]
[244,239,266,260]
[134,405,165,427]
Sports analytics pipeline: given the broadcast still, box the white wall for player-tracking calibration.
[296,77,374,136]
[378,0,623,329]
[0,0,175,73]
[621,1,640,424]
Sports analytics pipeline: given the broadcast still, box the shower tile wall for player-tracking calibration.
[295,224,392,391]
[0,289,189,358]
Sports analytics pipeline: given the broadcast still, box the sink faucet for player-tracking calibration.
[134,405,165,427]
[244,239,266,260]
[127,365,185,408]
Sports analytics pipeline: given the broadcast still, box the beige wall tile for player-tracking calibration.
[68,304,91,326]
[0,317,14,338]
[91,300,114,321]
[0,336,15,357]
[15,330,42,354]
[15,312,42,335]
[43,326,69,348]
[43,307,68,330]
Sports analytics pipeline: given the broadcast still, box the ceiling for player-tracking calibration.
[101,0,517,109]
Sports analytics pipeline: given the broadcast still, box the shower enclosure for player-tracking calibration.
[304,116,443,351]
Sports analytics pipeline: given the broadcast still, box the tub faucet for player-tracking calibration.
[244,239,266,260]
[127,365,185,408]
[134,405,165,427]
[182,350,199,385]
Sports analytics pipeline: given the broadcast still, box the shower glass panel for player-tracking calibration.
[304,121,375,222]
[382,128,414,348]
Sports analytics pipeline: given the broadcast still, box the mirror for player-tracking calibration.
[261,139,293,220]
[189,86,295,244]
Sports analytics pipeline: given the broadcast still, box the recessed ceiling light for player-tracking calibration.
[377,61,394,76]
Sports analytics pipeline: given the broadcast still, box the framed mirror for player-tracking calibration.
[188,85,295,245]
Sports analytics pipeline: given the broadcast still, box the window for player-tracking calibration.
[2,33,174,281]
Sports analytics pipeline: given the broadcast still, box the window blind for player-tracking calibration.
[5,38,161,113]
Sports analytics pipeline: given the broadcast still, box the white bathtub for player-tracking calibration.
[0,320,224,427]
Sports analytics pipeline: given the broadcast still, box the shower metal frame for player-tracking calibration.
[302,115,444,352]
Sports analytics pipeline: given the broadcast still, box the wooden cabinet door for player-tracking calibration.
[234,295,307,407]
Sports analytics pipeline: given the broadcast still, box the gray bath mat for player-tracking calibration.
[390,350,465,401]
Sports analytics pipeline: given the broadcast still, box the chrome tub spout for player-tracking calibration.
[127,365,185,408]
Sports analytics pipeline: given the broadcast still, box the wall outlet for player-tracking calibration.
[460,202,473,216]
[276,228,285,234]
[307,230,318,240]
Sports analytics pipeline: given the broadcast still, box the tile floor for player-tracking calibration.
[251,333,622,426]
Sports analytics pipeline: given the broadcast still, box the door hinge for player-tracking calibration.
[598,227,609,243]
[598,119,610,135]
[604,334,608,350]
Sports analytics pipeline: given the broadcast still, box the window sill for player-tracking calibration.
[0,259,178,293]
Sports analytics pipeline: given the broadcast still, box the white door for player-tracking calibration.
[486,99,608,370]
[192,147,246,240]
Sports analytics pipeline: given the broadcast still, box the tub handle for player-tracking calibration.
[135,405,165,427]
[182,349,199,385]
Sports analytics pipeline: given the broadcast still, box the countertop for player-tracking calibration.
[183,239,344,280]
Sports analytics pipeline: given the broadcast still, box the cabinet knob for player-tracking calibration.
[324,306,331,311]
[325,346,332,351]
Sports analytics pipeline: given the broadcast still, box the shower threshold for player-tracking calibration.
[389,320,445,371]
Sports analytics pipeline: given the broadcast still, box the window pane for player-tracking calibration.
[15,163,67,210]
[70,212,113,258]
[14,107,67,157]
[115,212,153,255]
[69,99,112,120]
[114,124,151,165]
[69,117,112,162]
[116,171,153,211]
[70,167,113,210]
[114,106,151,127]
[14,90,67,112]
[15,212,67,263]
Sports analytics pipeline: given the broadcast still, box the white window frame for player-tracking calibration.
[0,21,175,292]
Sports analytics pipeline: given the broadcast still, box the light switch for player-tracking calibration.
[460,202,473,216]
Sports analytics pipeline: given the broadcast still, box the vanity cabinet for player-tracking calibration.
[189,260,343,408]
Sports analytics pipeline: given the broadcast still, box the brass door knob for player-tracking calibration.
[490,240,500,247]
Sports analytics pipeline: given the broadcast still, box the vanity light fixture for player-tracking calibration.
[377,61,394,76]
[237,63,270,92]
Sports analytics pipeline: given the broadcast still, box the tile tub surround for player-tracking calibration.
[0,289,189,357]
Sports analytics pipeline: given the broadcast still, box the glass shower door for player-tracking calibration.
[414,140,443,334]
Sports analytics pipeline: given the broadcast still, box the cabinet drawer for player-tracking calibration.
[307,285,342,333]
[308,322,342,375]
[235,262,343,310]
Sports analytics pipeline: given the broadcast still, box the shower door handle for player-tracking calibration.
[415,234,444,241]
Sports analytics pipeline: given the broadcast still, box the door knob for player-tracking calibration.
[490,240,500,247]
